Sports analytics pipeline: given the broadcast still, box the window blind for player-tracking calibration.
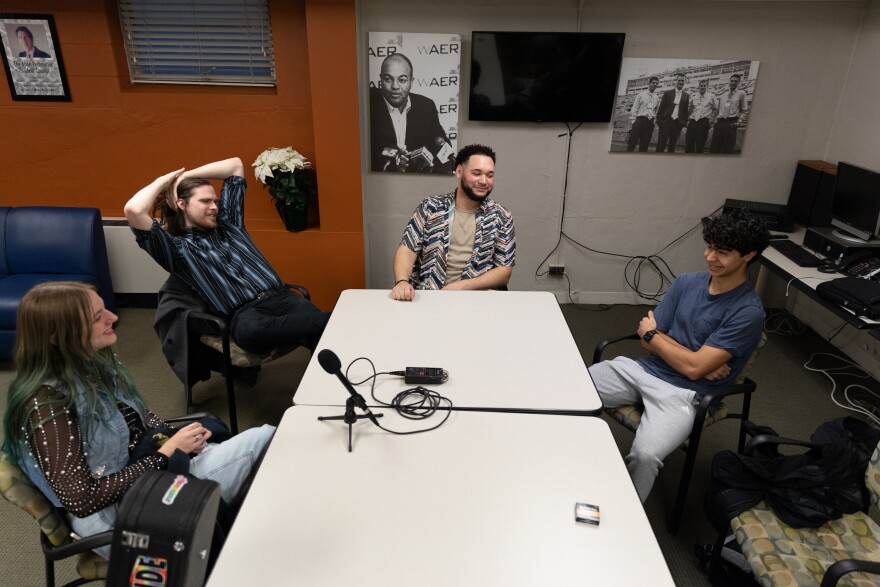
[118,0,276,86]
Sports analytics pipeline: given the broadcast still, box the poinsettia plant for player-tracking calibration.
[252,147,316,206]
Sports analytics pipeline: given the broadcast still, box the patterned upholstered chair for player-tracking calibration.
[179,283,309,434]
[711,438,880,586]
[592,331,765,534]
[0,454,110,587]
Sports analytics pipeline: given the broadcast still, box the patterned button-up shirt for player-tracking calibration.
[401,191,516,290]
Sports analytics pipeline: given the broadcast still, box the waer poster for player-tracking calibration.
[367,32,461,174]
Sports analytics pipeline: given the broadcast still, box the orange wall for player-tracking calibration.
[0,0,364,309]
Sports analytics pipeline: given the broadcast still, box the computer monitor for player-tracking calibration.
[830,161,880,242]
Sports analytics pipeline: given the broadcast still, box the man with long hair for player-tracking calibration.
[124,157,329,356]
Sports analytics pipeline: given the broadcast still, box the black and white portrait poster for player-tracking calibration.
[610,58,760,155]
[368,32,461,174]
[0,14,70,101]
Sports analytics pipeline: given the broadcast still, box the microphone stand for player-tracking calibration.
[317,398,383,453]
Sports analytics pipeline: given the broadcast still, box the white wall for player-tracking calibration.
[826,0,880,169]
[358,0,870,302]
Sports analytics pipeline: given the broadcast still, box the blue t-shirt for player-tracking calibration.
[637,272,765,398]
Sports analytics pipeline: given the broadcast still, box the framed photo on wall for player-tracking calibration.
[610,58,760,155]
[0,13,71,101]
[367,32,461,174]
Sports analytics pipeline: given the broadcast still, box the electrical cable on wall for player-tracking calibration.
[534,122,723,303]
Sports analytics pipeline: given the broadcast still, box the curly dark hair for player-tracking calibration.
[455,144,496,167]
[702,209,769,265]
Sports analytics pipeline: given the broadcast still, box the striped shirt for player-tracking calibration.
[132,176,283,315]
[401,192,515,290]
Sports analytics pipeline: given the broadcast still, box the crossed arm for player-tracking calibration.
[638,310,732,382]
[124,157,245,230]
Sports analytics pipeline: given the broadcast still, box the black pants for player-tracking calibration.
[710,118,738,154]
[685,118,710,153]
[626,117,655,152]
[656,119,684,153]
[231,290,330,354]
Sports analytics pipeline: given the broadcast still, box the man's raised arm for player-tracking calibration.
[124,168,184,230]
[124,158,244,231]
[178,157,244,181]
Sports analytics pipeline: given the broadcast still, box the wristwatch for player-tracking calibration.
[643,329,657,343]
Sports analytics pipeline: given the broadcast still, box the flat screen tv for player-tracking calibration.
[469,31,625,123]
[830,161,880,242]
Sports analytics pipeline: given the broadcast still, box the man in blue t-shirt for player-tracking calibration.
[589,210,769,502]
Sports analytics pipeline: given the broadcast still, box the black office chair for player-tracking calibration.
[592,332,764,534]
[182,284,310,434]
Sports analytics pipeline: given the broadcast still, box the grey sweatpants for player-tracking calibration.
[588,356,697,502]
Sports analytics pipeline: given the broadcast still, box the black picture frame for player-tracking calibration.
[0,13,71,101]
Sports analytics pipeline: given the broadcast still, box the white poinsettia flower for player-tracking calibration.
[254,163,274,183]
[252,146,313,185]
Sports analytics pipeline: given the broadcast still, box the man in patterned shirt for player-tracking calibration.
[124,157,329,354]
[391,144,516,301]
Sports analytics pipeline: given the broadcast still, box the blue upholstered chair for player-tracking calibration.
[0,207,115,359]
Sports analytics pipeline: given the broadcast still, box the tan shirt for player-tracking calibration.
[444,208,476,284]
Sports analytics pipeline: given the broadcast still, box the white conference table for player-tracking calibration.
[293,289,603,415]
[206,406,674,587]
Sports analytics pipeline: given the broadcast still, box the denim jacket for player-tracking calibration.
[18,379,144,552]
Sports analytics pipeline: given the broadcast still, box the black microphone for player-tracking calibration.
[317,349,382,427]
[431,137,455,163]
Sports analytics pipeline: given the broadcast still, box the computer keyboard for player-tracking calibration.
[769,240,821,267]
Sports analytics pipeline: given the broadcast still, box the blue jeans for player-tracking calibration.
[72,424,275,559]
[189,424,275,503]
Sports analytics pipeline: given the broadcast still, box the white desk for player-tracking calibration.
[293,289,602,415]
[206,406,674,587]
[759,228,880,331]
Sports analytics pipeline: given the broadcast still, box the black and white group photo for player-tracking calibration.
[610,58,760,155]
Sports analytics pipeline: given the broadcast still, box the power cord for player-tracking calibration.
[344,357,452,434]
[827,321,848,342]
[803,352,880,428]
[763,308,805,337]
[533,125,721,303]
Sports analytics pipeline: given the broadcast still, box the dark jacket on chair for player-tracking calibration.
[154,274,215,388]
[705,417,880,529]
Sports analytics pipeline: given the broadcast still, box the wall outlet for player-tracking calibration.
[549,264,565,276]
